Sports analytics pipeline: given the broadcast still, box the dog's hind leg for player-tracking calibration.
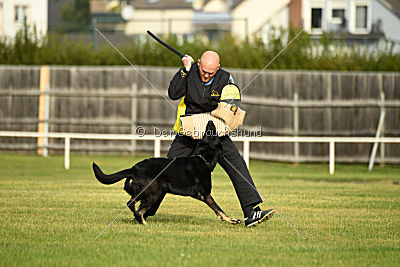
[137,208,149,225]
[193,194,242,225]
[127,197,141,222]
[136,196,158,225]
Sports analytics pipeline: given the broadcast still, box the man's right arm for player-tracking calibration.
[168,67,188,100]
[168,55,194,100]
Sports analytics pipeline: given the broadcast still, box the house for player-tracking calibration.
[231,0,400,47]
[300,0,400,48]
[0,0,48,38]
[124,0,194,36]
[122,0,289,40]
[0,0,80,38]
[90,0,124,31]
[231,0,291,41]
[91,0,399,49]
[192,0,242,40]
[122,0,294,41]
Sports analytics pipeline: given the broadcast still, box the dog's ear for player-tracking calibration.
[205,120,217,136]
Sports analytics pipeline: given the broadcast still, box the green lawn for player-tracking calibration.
[0,153,399,266]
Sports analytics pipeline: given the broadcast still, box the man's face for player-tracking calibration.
[198,59,219,83]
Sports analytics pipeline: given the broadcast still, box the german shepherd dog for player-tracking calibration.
[92,121,241,225]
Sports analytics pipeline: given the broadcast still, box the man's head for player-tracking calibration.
[197,51,220,83]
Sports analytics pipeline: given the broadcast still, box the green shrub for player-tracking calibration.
[0,26,399,71]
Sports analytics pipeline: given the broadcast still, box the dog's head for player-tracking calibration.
[193,121,223,170]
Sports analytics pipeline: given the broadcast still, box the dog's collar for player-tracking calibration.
[197,155,211,168]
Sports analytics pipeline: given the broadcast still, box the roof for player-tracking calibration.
[131,0,193,9]
[380,0,400,17]
[193,11,231,24]
[230,0,244,10]
[130,0,243,11]
[91,13,124,23]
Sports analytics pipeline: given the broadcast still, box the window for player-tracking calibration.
[332,9,345,24]
[14,6,18,22]
[311,8,322,29]
[355,5,367,29]
[14,6,28,24]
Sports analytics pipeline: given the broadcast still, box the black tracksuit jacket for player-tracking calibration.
[168,63,231,114]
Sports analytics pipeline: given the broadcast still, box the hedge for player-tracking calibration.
[0,27,399,71]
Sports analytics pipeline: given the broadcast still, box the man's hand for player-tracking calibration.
[182,55,194,72]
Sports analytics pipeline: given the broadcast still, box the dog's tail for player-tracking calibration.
[92,163,133,185]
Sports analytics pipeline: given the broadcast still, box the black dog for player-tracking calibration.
[93,121,241,225]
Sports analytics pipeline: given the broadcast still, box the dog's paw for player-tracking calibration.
[229,218,242,225]
[221,217,242,225]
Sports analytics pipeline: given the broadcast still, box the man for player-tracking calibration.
[143,51,275,227]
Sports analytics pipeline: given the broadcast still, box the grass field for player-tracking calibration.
[1,153,399,266]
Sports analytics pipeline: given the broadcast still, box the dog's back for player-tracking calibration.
[125,157,212,196]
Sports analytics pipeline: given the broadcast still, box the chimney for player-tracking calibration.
[289,0,302,28]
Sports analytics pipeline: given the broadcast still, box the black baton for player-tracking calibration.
[147,30,185,58]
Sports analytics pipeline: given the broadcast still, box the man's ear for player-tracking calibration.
[197,59,201,66]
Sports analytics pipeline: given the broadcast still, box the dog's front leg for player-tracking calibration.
[205,195,242,225]
[193,194,241,225]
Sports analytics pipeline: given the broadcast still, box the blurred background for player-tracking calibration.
[0,0,399,165]
[1,0,400,66]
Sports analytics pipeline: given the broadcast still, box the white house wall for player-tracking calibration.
[372,0,400,41]
[302,0,372,34]
[125,9,194,35]
[260,6,289,43]
[232,0,290,39]
[0,0,48,38]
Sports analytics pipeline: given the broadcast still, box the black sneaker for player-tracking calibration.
[245,207,275,227]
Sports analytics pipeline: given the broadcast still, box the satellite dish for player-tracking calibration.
[121,5,134,21]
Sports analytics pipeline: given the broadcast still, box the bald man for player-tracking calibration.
[142,51,275,227]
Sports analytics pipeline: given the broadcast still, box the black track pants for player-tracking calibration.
[143,135,262,217]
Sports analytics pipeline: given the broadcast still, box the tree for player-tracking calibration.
[60,0,91,32]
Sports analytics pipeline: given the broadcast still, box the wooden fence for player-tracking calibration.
[0,65,399,163]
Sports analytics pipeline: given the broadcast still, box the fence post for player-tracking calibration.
[329,140,335,175]
[43,84,50,157]
[65,137,70,170]
[379,78,385,166]
[243,139,250,167]
[293,92,299,163]
[38,66,50,157]
[368,97,386,171]
[130,83,138,153]
[154,138,161,158]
